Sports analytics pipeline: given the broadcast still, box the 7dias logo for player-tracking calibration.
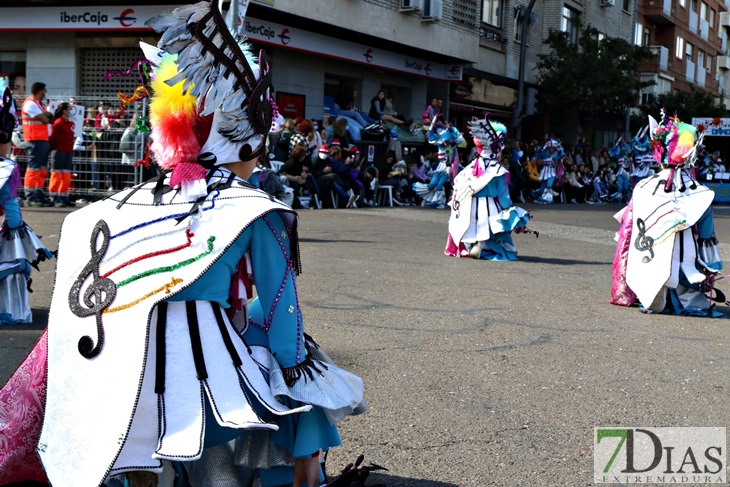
[594,427,726,484]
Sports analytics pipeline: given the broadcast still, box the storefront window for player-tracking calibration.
[0,51,27,99]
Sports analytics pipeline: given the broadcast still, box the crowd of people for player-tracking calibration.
[6,88,150,207]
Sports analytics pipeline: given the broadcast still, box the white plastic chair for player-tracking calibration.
[376,185,393,207]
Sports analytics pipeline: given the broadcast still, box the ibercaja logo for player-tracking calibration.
[594,427,726,484]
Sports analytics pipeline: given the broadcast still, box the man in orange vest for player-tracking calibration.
[21,82,53,207]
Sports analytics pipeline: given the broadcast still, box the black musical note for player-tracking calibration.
[452,198,460,218]
[68,220,117,359]
[634,218,655,264]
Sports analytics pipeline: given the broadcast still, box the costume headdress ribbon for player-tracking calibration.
[648,108,704,193]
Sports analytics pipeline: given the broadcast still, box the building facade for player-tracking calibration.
[637,0,729,107]
[0,0,726,144]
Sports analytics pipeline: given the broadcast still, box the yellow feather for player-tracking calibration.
[149,55,197,123]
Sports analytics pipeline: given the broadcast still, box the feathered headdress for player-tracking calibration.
[649,108,704,193]
[144,0,275,197]
[467,114,506,161]
[648,108,703,168]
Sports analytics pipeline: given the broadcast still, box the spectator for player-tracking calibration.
[376,149,408,205]
[327,117,353,148]
[562,163,586,204]
[422,96,439,127]
[21,82,53,206]
[523,156,542,200]
[271,117,295,161]
[333,86,380,130]
[312,144,355,208]
[369,90,410,127]
[48,102,75,207]
[282,144,318,208]
[384,90,408,124]
[301,119,322,160]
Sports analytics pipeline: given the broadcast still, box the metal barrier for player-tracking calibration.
[10,97,156,201]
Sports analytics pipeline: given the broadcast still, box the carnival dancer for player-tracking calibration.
[533,139,562,204]
[0,2,366,487]
[630,126,653,187]
[0,79,53,326]
[445,114,533,260]
[412,116,463,209]
[610,110,723,316]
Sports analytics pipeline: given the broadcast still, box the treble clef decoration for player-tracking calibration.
[68,220,117,359]
[452,199,460,218]
[634,218,655,263]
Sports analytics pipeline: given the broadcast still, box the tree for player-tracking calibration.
[536,24,655,137]
[632,87,728,130]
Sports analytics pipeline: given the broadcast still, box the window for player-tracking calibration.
[623,0,630,11]
[700,2,707,20]
[698,50,705,68]
[706,54,712,70]
[643,27,650,46]
[675,36,684,59]
[679,0,686,7]
[690,0,697,12]
[561,6,579,45]
[685,42,693,62]
[710,9,715,29]
[482,0,501,27]
[634,21,643,45]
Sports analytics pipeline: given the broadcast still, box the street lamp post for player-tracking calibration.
[513,0,537,141]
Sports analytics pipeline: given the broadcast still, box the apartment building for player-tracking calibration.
[637,0,728,108]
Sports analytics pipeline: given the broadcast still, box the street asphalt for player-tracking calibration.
[2,200,729,486]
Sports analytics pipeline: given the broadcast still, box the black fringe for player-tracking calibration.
[281,355,329,387]
[698,237,719,248]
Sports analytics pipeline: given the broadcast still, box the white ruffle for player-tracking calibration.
[253,343,367,424]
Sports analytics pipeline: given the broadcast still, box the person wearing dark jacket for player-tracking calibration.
[368,90,409,126]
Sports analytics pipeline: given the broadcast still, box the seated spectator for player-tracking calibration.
[369,90,410,127]
[282,144,318,209]
[311,145,356,208]
[384,90,410,126]
[334,86,380,130]
[562,163,586,204]
[376,150,408,205]
[421,96,440,129]
[523,156,541,189]
[249,156,294,206]
[271,117,296,161]
[326,117,353,148]
[296,119,321,160]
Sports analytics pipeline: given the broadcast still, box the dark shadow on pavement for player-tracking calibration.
[300,238,372,244]
[365,473,460,486]
[519,255,610,266]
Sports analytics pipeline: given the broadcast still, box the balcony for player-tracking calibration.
[644,0,674,25]
[718,55,730,70]
[645,45,669,71]
[686,60,696,83]
[697,66,706,87]
[700,18,709,41]
[720,11,730,30]
[689,10,699,34]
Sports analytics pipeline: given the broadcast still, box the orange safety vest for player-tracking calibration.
[21,96,50,141]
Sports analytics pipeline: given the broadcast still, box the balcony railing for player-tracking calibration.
[648,45,669,71]
[697,66,706,87]
[644,0,673,24]
[686,60,696,83]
